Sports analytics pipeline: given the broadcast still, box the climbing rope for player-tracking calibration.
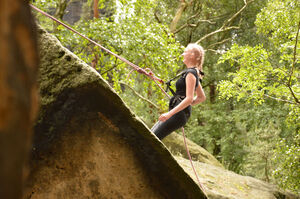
[182,127,206,193]
[29,4,167,96]
[30,4,207,197]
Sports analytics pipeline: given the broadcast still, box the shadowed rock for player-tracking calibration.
[24,26,299,199]
[24,26,206,199]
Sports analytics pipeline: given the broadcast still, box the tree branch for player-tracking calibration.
[287,21,300,104]
[119,82,160,110]
[173,23,188,34]
[286,20,300,104]
[286,86,300,104]
[100,57,119,75]
[172,4,214,34]
[196,0,254,44]
[206,49,223,54]
[100,65,118,75]
[263,94,296,105]
[154,11,161,23]
[67,0,76,6]
[196,19,216,25]
[207,38,231,48]
[197,26,239,44]
[187,10,202,21]
[154,11,171,36]
[222,0,254,28]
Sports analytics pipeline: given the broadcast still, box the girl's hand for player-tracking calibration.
[159,112,171,122]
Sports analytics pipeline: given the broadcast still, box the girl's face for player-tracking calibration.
[182,48,195,65]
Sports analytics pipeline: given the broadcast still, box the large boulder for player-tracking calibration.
[163,132,223,168]
[176,156,298,199]
[24,26,206,199]
[25,26,299,199]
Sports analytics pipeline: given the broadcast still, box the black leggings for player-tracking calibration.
[151,106,191,140]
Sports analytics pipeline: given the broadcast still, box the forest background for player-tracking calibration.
[31,0,299,194]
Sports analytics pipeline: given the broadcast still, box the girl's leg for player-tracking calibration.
[151,111,188,140]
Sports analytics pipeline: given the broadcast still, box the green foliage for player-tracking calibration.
[217,0,299,118]
[272,135,300,194]
[218,44,274,104]
[255,0,300,46]
[217,0,300,193]
[31,0,57,30]
[185,100,248,172]
[185,99,293,180]
[31,0,56,9]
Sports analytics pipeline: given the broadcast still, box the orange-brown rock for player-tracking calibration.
[0,1,39,199]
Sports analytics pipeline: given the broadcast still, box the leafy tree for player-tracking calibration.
[218,0,299,115]
[272,136,300,194]
[217,0,300,192]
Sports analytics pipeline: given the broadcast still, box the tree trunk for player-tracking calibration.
[53,0,68,32]
[170,0,188,33]
[209,83,216,103]
[212,139,221,157]
[81,0,93,21]
[0,0,39,198]
[92,0,100,69]
[94,0,99,19]
[264,156,270,182]
[92,0,99,68]
[91,53,98,69]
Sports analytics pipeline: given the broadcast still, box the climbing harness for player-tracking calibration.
[30,4,207,197]
[166,68,204,94]
[165,68,204,96]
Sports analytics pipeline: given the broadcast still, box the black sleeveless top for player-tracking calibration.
[175,68,199,96]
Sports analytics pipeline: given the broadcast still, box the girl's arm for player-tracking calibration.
[159,73,196,122]
[191,83,206,106]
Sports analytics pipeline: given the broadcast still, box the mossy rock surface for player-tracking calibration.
[25,26,300,199]
[25,26,206,199]
[163,132,223,168]
[175,156,299,199]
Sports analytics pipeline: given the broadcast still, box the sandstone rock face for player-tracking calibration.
[25,26,299,199]
[28,114,166,199]
[163,132,223,168]
[176,156,298,199]
[24,26,205,199]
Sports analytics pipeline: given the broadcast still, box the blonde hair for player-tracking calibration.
[186,43,205,73]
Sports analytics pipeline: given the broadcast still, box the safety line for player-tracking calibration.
[182,127,207,197]
[29,4,167,94]
[30,4,207,197]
